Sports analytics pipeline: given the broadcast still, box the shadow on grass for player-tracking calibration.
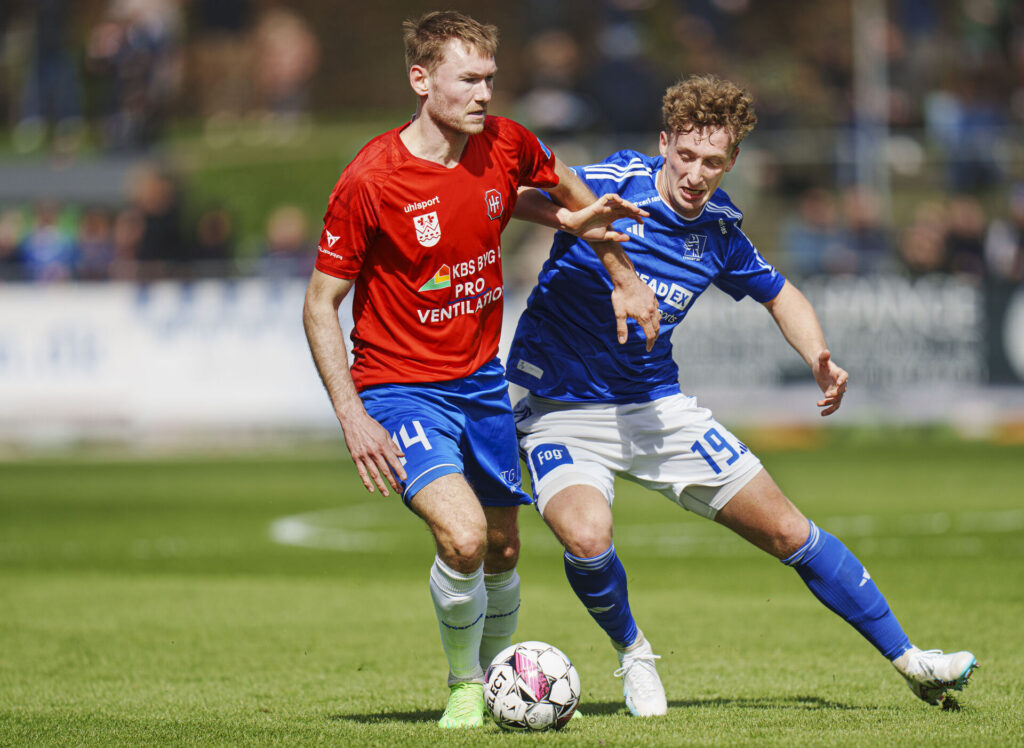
[333,695,871,723]
[332,710,437,724]
[566,695,867,716]
[670,695,873,711]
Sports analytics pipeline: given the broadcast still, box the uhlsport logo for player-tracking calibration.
[413,211,441,247]
[683,233,707,260]
[418,264,451,292]
[484,188,503,220]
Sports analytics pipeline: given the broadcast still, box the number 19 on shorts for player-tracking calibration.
[690,427,747,475]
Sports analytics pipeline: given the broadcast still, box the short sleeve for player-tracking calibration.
[713,226,786,302]
[506,119,559,189]
[314,175,378,279]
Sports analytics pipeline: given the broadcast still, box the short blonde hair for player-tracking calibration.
[662,74,757,149]
[403,10,499,73]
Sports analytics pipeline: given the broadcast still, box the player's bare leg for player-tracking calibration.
[542,485,613,558]
[479,505,522,669]
[411,473,488,727]
[413,472,488,572]
[544,485,667,717]
[714,468,976,705]
[712,469,809,558]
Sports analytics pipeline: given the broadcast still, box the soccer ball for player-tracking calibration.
[484,641,581,731]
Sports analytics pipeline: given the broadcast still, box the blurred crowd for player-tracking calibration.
[0,0,1022,285]
[776,183,1024,283]
[0,0,319,282]
[2,0,319,154]
[0,171,314,282]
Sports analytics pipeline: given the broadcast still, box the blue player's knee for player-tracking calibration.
[772,514,813,560]
[563,529,612,561]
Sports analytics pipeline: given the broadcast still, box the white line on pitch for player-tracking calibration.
[268,507,1024,556]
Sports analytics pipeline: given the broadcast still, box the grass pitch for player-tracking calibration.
[2,433,1023,746]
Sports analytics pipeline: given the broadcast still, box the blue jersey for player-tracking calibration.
[507,149,785,403]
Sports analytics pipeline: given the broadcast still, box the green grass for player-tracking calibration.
[2,436,1023,746]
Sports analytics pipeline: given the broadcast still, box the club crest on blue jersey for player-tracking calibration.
[683,233,706,260]
[530,443,573,480]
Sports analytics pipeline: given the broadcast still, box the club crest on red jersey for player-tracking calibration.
[484,189,503,220]
[414,211,441,247]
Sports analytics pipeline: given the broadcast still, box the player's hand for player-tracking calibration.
[813,350,848,416]
[339,409,406,496]
[559,194,649,242]
[611,276,660,352]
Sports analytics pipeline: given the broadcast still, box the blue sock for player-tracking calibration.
[783,520,912,660]
[564,545,638,647]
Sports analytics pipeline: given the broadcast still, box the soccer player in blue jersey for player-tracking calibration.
[509,74,977,716]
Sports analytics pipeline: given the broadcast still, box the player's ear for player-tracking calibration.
[658,131,670,156]
[726,145,740,171]
[409,64,430,97]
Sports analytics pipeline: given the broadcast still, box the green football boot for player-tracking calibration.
[438,682,485,728]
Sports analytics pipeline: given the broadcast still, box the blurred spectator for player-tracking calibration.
[76,206,116,281]
[945,194,988,277]
[85,0,183,151]
[924,73,1009,193]
[898,200,949,277]
[189,205,235,277]
[13,0,85,157]
[190,0,254,143]
[583,21,664,136]
[126,163,184,279]
[0,208,25,281]
[515,29,597,139]
[111,205,145,279]
[779,187,855,278]
[840,186,892,274]
[984,184,1024,283]
[19,201,77,282]
[258,204,314,278]
[250,7,320,142]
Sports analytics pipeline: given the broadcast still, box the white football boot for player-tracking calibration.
[613,631,668,717]
[891,646,977,705]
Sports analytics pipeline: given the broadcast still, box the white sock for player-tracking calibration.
[429,556,486,685]
[480,568,520,669]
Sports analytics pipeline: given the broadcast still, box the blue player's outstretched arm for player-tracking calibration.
[514,163,660,351]
[762,281,849,415]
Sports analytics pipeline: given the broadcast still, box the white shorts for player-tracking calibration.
[514,392,763,519]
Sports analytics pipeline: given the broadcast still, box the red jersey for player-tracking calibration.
[315,116,559,390]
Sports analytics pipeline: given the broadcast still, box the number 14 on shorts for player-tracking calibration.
[691,427,748,475]
[391,420,433,465]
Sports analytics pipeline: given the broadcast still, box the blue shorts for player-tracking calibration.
[359,359,531,507]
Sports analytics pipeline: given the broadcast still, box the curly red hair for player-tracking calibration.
[662,75,757,149]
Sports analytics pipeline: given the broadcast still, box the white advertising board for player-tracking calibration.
[1,275,1023,445]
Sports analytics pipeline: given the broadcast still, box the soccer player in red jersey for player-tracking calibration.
[302,11,659,728]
